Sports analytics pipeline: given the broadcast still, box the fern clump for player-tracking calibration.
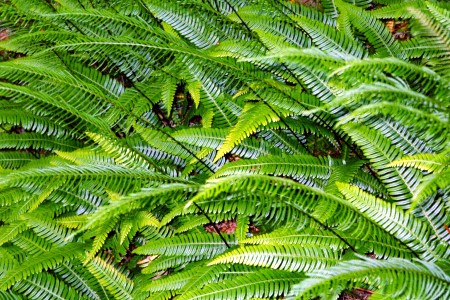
[0,0,449,299]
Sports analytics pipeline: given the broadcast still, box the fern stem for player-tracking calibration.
[213,0,220,12]
[192,202,231,249]
[288,201,357,253]
[75,0,86,9]
[221,0,254,35]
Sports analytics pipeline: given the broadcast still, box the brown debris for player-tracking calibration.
[204,219,237,234]
[188,115,202,127]
[384,19,410,40]
[289,0,320,8]
[224,153,241,162]
[339,288,373,300]
[444,224,450,235]
[0,28,11,41]
[204,220,261,235]
[248,224,260,234]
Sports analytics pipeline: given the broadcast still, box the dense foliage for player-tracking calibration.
[0,0,449,299]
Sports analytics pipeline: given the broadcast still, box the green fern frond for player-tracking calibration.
[237,226,411,260]
[141,255,208,275]
[215,102,281,161]
[134,232,235,257]
[336,182,444,261]
[0,221,28,247]
[292,15,367,59]
[241,228,346,249]
[143,264,208,293]
[289,255,450,299]
[171,127,281,159]
[427,1,450,33]
[0,132,82,152]
[12,231,52,256]
[1,1,448,299]
[330,57,444,92]
[412,170,450,206]
[389,152,450,173]
[84,220,119,262]
[86,132,155,171]
[228,6,310,48]
[83,183,195,230]
[177,269,304,300]
[371,1,426,19]
[0,152,36,170]
[0,162,175,195]
[213,154,334,180]
[337,0,405,58]
[209,244,340,272]
[341,123,422,207]
[87,256,134,300]
[55,215,88,229]
[0,243,85,290]
[12,272,87,300]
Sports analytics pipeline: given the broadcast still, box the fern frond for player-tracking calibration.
[337,0,405,58]
[0,132,82,152]
[336,183,444,261]
[228,6,310,48]
[0,163,176,195]
[389,152,450,173]
[289,256,450,299]
[213,154,334,180]
[86,132,155,171]
[177,269,304,300]
[0,152,36,170]
[1,1,448,298]
[215,102,281,161]
[241,228,347,249]
[12,272,87,300]
[141,255,208,275]
[0,221,28,247]
[87,256,133,300]
[11,231,52,256]
[292,15,367,59]
[134,232,235,257]
[341,123,422,207]
[412,170,450,206]
[209,244,340,272]
[0,243,85,290]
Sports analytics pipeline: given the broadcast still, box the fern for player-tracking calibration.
[0,0,448,299]
[289,255,450,299]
